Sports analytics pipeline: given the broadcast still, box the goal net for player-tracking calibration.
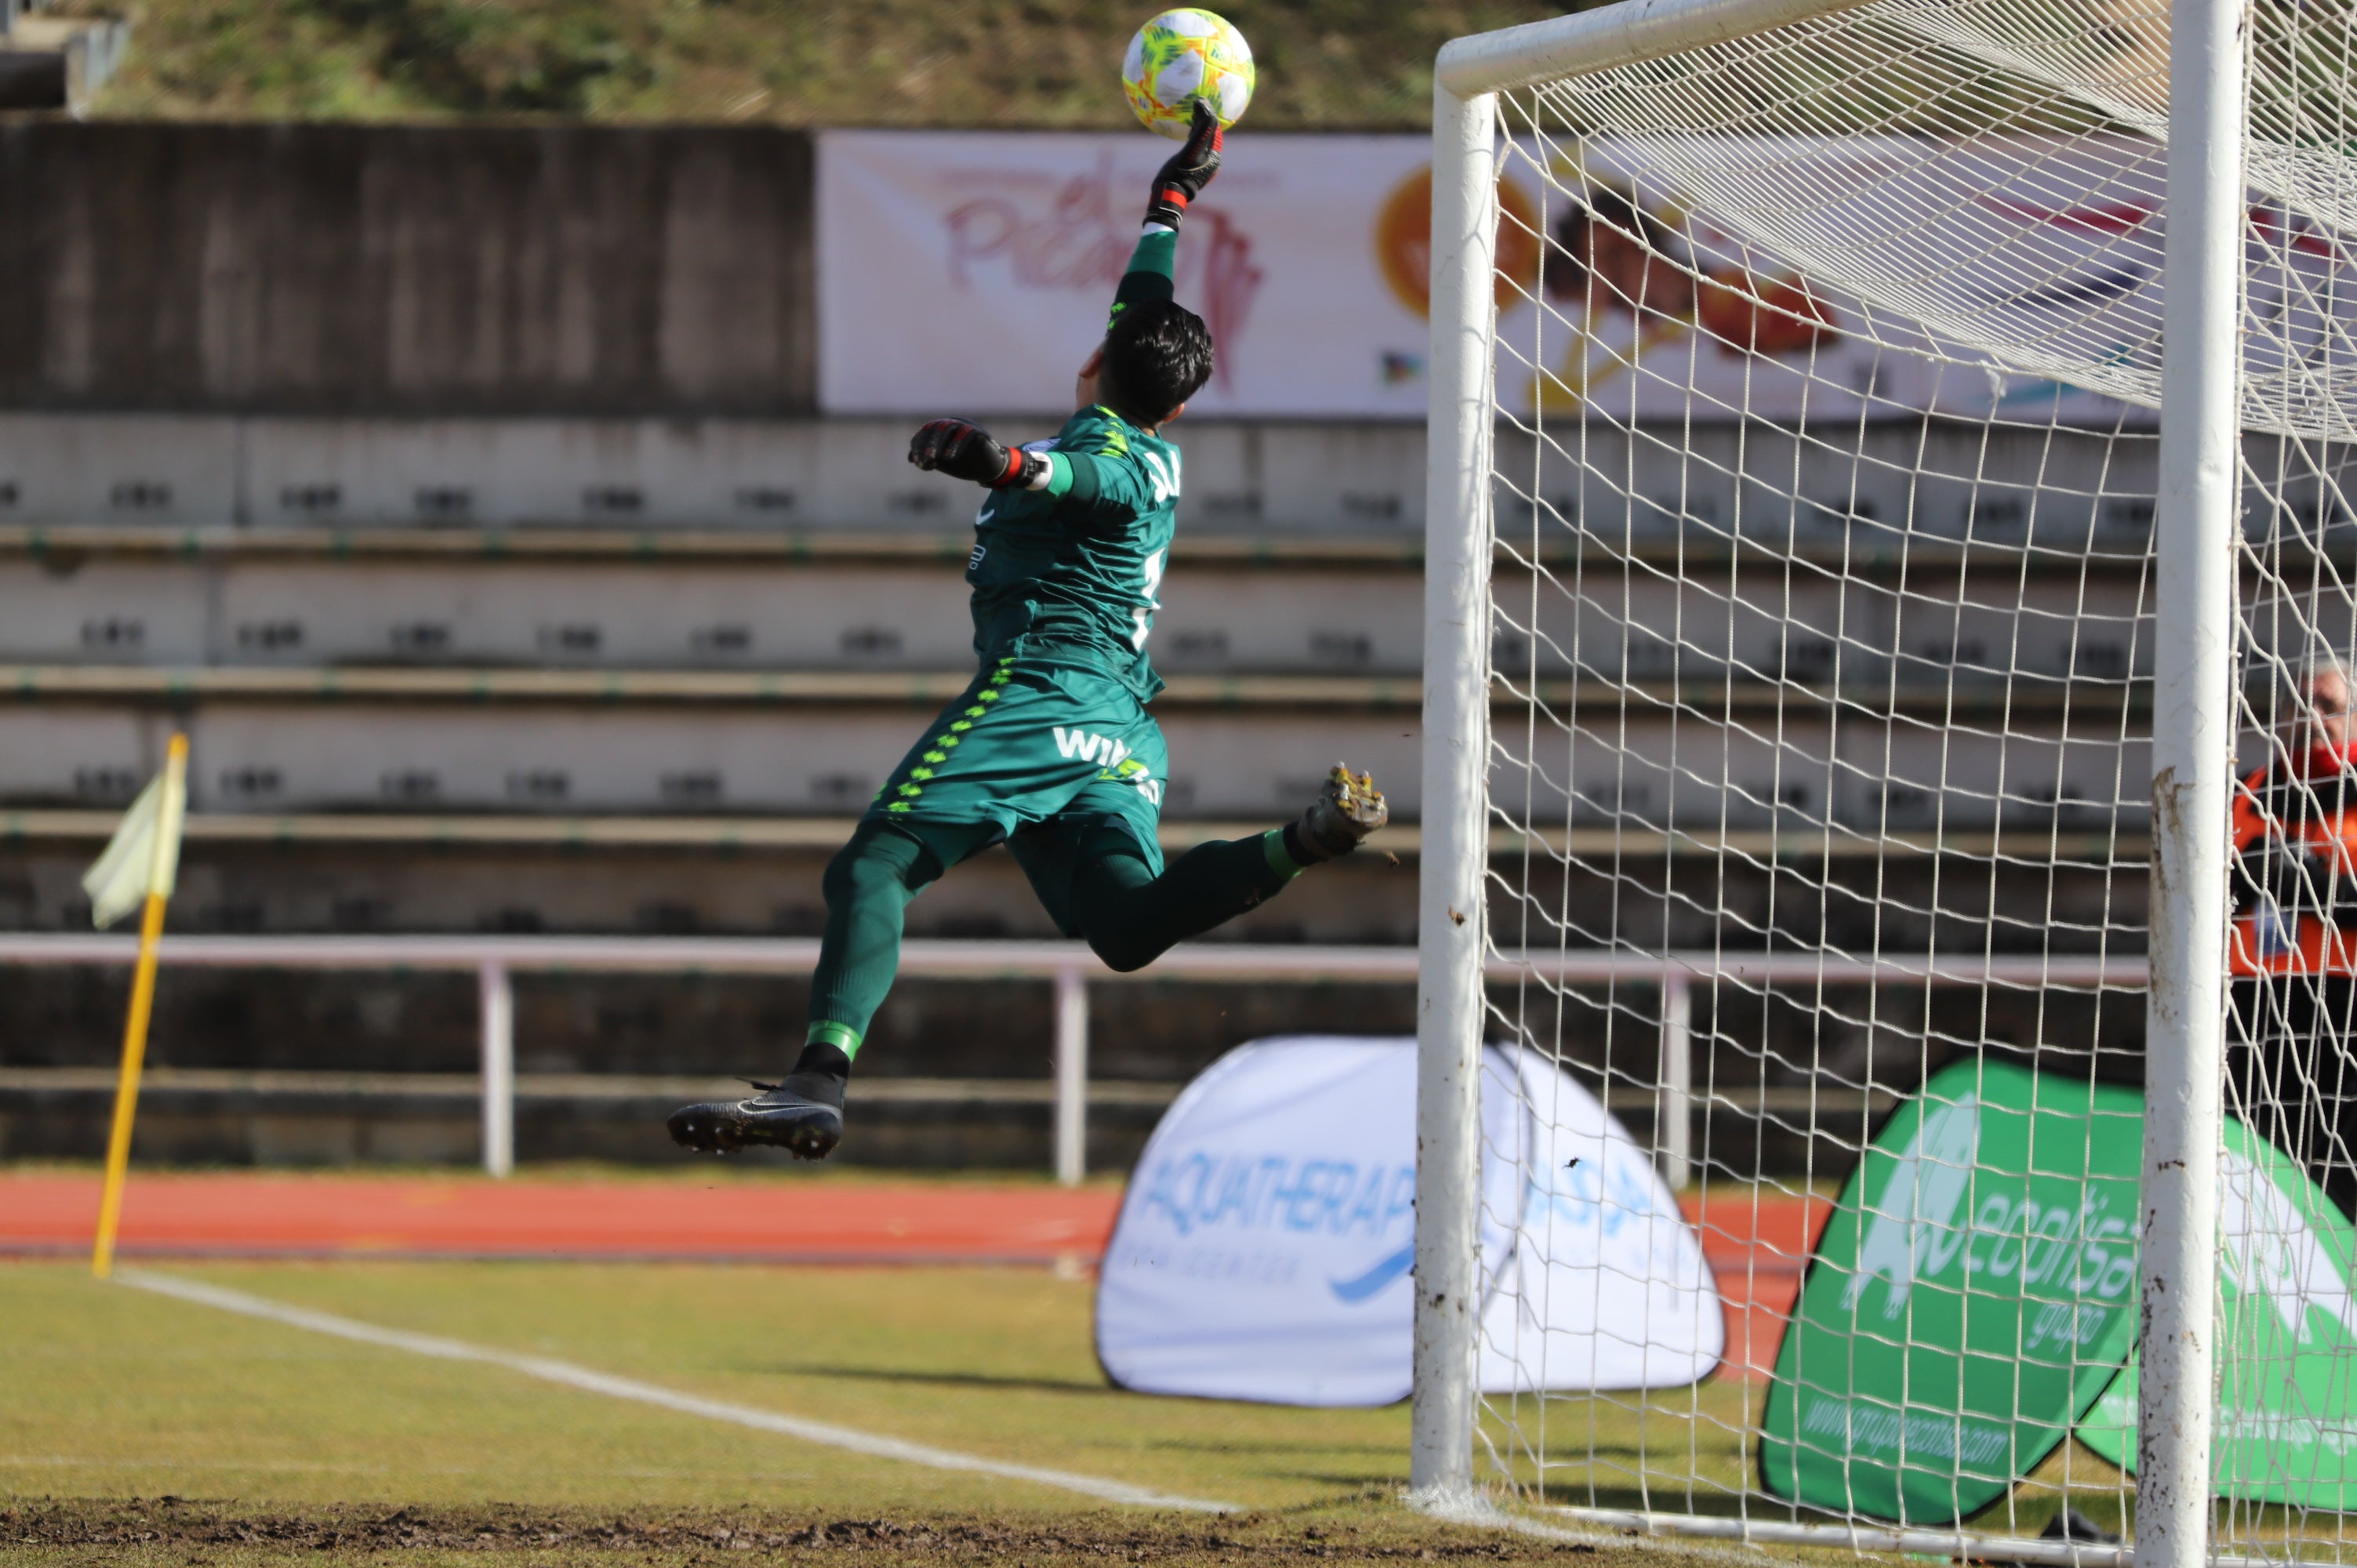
[1420,0,2357,1556]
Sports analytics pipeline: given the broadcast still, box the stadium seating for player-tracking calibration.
[0,122,2176,1168]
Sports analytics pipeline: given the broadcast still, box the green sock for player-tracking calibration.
[802,822,938,1068]
[1262,826,1307,880]
[804,1021,863,1061]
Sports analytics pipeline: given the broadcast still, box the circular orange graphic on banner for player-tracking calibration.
[1376,165,1542,319]
[1696,267,1838,356]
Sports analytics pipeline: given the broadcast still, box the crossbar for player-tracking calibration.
[1434,0,1877,96]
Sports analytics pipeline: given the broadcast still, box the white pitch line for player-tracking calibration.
[118,1269,1237,1514]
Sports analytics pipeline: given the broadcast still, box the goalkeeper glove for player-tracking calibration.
[1143,100,1222,231]
[906,418,1049,489]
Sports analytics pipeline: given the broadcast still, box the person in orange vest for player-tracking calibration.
[2229,656,2357,1215]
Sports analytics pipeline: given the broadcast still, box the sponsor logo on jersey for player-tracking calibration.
[1052,728,1164,807]
[1054,727,1129,767]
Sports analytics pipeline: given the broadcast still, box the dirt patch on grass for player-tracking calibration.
[0,1497,1614,1565]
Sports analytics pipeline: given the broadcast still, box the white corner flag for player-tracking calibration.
[88,733,188,1279]
[82,740,189,930]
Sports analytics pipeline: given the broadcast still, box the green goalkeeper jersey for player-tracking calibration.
[964,403,1182,702]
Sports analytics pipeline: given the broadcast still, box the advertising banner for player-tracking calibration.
[2079,1120,2357,1508]
[815,131,2166,425]
[1758,1058,2145,1524]
[1582,132,2354,441]
[1477,1044,1729,1395]
[818,132,1434,421]
[1093,1035,1721,1406]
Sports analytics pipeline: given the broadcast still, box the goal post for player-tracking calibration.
[1415,0,2264,1555]
[2138,0,2247,1563]
[1412,73,1498,1506]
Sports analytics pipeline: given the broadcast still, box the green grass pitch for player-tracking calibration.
[0,1254,2132,1563]
[0,1256,1734,1565]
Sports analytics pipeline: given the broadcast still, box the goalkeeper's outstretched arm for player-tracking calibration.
[905,100,1223,499]
[1108,99,1222,328]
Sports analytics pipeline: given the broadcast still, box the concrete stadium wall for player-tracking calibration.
[0,413,1433,532]
[0,556,1432,676]
[0,123,815,415]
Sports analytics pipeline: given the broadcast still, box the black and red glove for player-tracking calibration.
[1144,100,1223,231]
[907,419,1048,488]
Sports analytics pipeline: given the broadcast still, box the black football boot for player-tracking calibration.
[666,1048,847,1159]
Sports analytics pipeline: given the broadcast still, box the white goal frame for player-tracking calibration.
[1411,8,2248,1568]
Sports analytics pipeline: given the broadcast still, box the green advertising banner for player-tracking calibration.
[2079,1118,2357,1508]
[1760,1058,2145,1523]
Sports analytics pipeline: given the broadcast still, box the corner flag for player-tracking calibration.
[82,741,190,930]
[87,733,189,1279]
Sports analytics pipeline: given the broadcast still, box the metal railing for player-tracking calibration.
[0,935,2145,1185]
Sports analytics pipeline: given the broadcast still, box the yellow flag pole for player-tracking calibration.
[93,733,187,1279]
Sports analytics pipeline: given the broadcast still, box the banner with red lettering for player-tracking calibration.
[815,131,2166,424]
[818,131,1439,419]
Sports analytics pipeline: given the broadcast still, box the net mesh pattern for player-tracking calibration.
[1468,0,2357,1553]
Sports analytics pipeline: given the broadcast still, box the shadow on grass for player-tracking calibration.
[1263,1470,1414,1491]
[1143,1438,1404,1457]
[1527,1484,2123,1540]
[763,1363,1114,1396]
[1526,1483,1760,1517]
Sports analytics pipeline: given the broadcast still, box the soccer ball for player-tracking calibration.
[1123,9,1255,140]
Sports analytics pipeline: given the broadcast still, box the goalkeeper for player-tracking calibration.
[668,105,1388,1160]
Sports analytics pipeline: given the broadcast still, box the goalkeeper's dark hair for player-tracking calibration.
[1100,299,1215,426]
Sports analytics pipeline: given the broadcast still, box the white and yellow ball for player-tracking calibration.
[1122,9,1255,140]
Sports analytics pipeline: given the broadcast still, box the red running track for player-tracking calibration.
[1686,1192,1833,1382]
[0,1173,1829,1381]
[0,1173,1120,1267]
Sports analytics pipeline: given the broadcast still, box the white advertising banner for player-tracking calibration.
[1476,1047,1731,1395]
[818,132,1438,420]
[816,131,2169,426]
[1094,1036,1723,1407]
[1580,132,2355,441]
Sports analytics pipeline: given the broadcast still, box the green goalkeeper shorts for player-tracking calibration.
[865,655,1170,885]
